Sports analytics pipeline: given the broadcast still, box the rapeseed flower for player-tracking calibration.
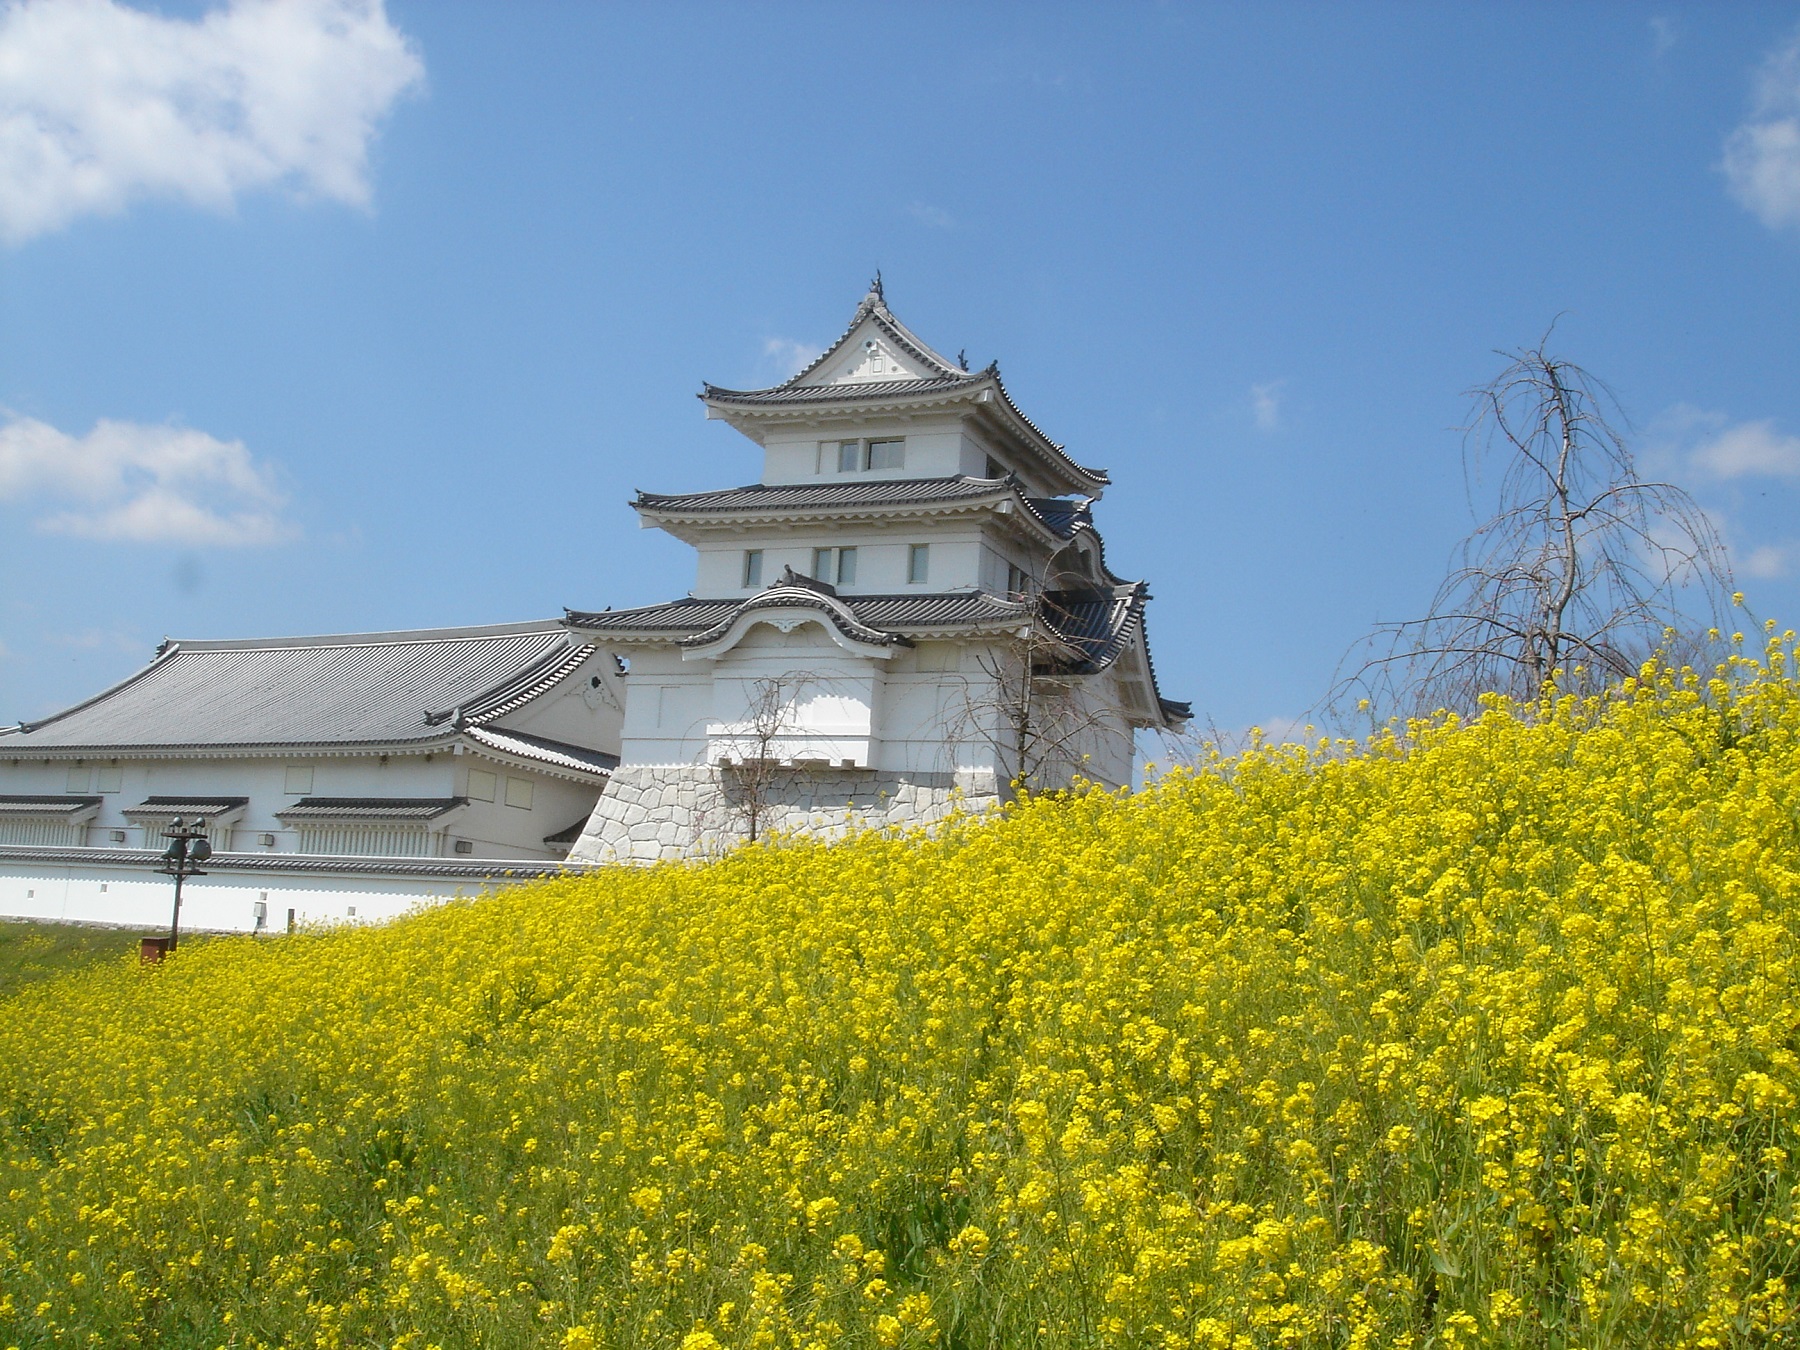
[3,644,1800,1346]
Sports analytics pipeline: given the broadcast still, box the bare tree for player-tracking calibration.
[947,577,1133,793]
[1334,337,1733,720]
[718,671,813,843]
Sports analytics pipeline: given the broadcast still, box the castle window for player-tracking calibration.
[468,770,497,802]
[66,766,89,792]
[812,547,857,586]
[908,543,930,584]
[96,767,122,793]
[824,438,905,473]
[742,549,763,588]
[283,765,313,794]
[505,777,535,810]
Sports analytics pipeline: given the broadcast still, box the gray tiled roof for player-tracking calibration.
[636,476,1008,513]
[121,796,249,818]
[275,797,466,822]
[566,591,1035,637]
[1,621,588,753]
[701,374,985,407]
[0,844,586,879]
[464,726,619,776]
[566,585,1188,726]
[635,477,1094,541]
[0,795,101,816]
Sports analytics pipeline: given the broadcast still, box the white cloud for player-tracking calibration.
[1744,544,1791,579]
[0,0,423,246]
[1250,380,1284,432]
[0,413,296,545]
[1722,26,1800,230]
[1649,16,1678,58]
[1691,417,1800,479]
[761,337,821,381]
[907,201,954,229]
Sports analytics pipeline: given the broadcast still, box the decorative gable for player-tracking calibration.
[796,319,936,387]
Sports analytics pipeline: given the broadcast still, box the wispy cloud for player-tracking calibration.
[0,0,423,246]
[0,413,296,546]
[1649,16,1678,58]
[1250,380,1284,433]
[45,626,141,654]
[1691,417,1800,479]
[761,337,821,381]
[907,201,954,230]
[1722,25,1800,230]
[1744,544,1791,579]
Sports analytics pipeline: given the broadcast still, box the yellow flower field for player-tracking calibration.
[4,642,1800,1349]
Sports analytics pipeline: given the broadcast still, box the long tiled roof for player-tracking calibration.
[566,590,1035,638]
[121,796,249,818]
[465,726,619,776]
[0,795,100,817]
[275,797,466,822]
[633,476,1094,542]
[0,844,587,879]
[0,621,590,753]
[567,583,1187,727]
[636,476,1006,513]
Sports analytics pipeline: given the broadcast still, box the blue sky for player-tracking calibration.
[3,2,1800,739]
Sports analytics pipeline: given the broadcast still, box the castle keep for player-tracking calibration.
[563,282,1187,861]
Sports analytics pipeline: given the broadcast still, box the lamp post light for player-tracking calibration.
[156,816,213,955]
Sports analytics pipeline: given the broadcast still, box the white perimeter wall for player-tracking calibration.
[0,855,537,933]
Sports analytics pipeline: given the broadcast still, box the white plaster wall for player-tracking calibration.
[692,523,992,596]
[705,626,884,766]
[448,769,601,858]
[0,752,603,860]
[760,417,965,484]
[0,856,524,932]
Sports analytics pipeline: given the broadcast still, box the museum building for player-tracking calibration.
[0,283,1185,926]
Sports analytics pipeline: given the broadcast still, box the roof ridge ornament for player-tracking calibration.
[867,269,884,306]
[771,564,837,597]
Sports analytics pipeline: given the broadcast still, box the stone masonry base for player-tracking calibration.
[565,764,1002,864]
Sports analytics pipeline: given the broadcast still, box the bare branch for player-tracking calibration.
[1330,338,1733,721]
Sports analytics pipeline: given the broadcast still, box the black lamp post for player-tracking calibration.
[157,816,213,953]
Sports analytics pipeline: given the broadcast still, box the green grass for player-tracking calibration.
[0,920,161,1000]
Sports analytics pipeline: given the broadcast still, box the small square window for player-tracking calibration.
[908,543,930,584]
[743,549,763,588]
[283,766,313,795]
[836,547,857,586]
[505,777,534,809]
[868,438,904,470]
[96,766,122,793]
[812,547,832,581]
[468,770,497,802]
[837,440,863,473]
[66,766,90,792]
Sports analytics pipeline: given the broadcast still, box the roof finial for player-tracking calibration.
[957,349,968,371]
[868,269,884,304]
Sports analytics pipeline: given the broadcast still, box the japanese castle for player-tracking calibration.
[0,283,1185,927]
